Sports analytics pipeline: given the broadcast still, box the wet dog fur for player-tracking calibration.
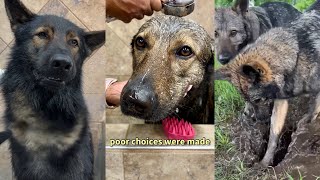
[120,16,214,124]
[215,2,320,167]
[0,0,105,179]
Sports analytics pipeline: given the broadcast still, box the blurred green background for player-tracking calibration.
[215,0,316,11]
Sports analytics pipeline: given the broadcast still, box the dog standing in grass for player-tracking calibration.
[1,0,105,179]
[215,0,301,65]
[215,0,301,120]
[215,3,320,167]
[120,16,214,124]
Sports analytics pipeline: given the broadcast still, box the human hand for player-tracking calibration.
[106,80,128,107]
[106,0,163,23]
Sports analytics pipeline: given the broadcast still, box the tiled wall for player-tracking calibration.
[0,0,106,179]
[0,1,215,179]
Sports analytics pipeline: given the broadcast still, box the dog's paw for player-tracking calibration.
[252,161,269,171]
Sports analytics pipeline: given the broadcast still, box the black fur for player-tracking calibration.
[215,0,301,65]
[0,130,11,144]
[260,2,301,28]
[1,0,105,179]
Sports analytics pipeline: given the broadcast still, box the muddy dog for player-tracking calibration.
[215,4,320,167]
[215,0,302,121]
[120,16,214,124]
[215,0,301,65]
[0,0,105,179]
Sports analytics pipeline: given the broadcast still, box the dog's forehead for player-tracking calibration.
[140,16,206,36]
[31,15,83,34]
[215,8,244,30]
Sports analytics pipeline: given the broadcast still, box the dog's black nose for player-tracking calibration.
[50,54,72,72]
[218,54,232,65]
[122,87,155,115]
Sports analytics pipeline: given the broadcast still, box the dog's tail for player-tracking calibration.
[0,130,12,144]
[306,0,320,12]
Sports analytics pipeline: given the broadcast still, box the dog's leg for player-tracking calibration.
[260,99,288,167]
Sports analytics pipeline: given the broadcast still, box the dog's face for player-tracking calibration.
[215,50,276,120]
[5,0,105,90]
[215,9,247,65]
[120,16,213,122]
[215,0,250,65]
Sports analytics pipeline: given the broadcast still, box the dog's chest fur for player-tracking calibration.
[7,90,85,154]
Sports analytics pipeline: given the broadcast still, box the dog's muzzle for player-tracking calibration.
[121,79,158,119]
[36,54,75,89]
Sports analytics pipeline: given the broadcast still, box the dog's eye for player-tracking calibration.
[37,32,49,39]
[230,30,238,37]
[176,46,193,59]
[69,39,79,47]
[135,37,147,49]
[214,31,219,38]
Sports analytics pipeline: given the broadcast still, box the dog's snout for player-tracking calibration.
[218,53,232,65]
[50,54,72,72]
[122,86,156,116]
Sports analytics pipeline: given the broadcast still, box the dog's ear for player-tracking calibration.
[240,61,271,84]
[84,31,105,55]
[239,60,273,83]
[4,0,35,31]
[214,67,231,82]
[232,0,249,15]
[240,64,261,83]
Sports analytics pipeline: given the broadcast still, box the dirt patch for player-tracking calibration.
[230,95,320,177]
[276,118,320,178]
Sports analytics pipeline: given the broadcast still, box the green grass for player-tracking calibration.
[215,80,244,123]
[214,62,302,179]
[214,60,248,179]
[214,61,277,179]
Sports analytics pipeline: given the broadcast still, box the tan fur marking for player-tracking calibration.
[228,52,273,83]
[66,31,80,56]
[32,26,53,47]
[10,91,84,154]
[260,99,288,166]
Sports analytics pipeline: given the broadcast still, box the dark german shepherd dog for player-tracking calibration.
[215,0,301,65]
[0,0,105,179]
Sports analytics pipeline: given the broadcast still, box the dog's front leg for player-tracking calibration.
[260,99,288,167]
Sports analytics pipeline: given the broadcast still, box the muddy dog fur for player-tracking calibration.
[120,16,214,124]
[215,3,320,167]
[0,0,105,179]
[215,0,301,65]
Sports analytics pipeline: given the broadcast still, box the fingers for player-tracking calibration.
[106,0,163,23]
[150,0,163,11]
[144,8,154,16]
